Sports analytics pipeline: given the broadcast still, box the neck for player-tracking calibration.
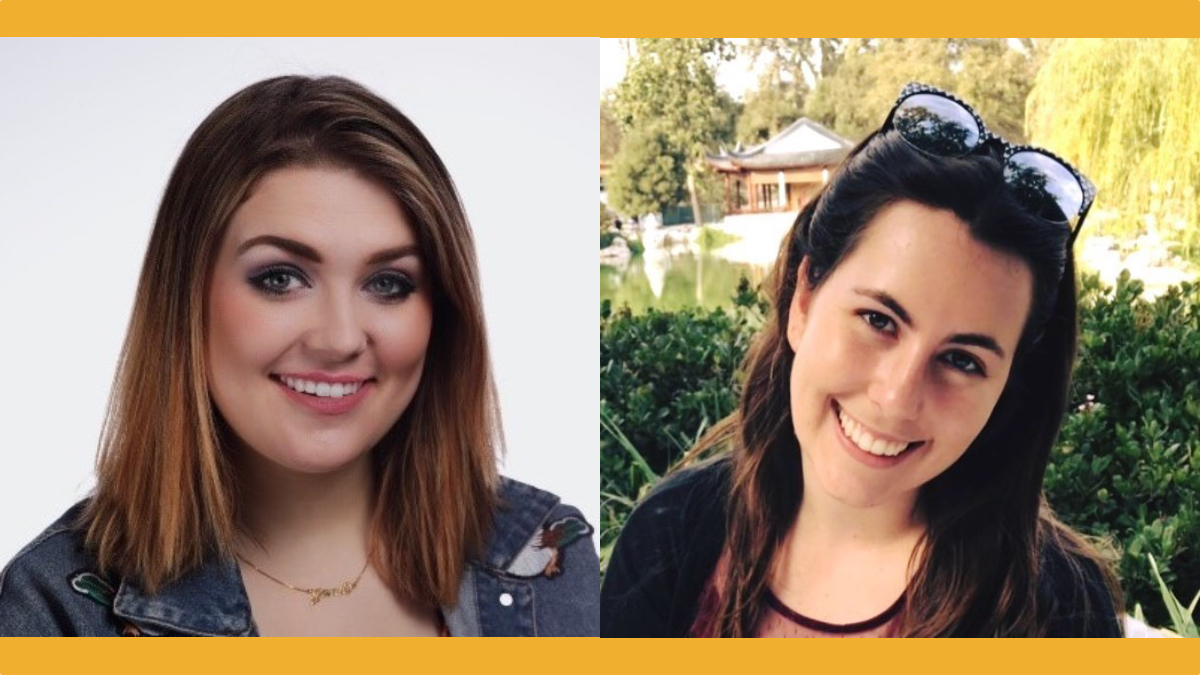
[792,486,923,549]
[235,448,375,559]
[792,458,925,551]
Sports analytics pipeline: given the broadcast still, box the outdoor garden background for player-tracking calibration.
[599,38,1200,635]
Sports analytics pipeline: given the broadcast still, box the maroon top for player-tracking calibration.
[690,557,904,637]
[756,588,903,637]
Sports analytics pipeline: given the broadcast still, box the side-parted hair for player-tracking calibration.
[83,76,500,607]
[695,131,1122,636]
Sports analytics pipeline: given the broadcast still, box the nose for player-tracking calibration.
[303,290,368,361]
[868,344,926,423]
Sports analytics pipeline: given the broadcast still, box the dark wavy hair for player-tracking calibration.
[695,131,1122,636]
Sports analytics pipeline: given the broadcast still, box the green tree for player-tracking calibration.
[804,39,1038,143]
[612,38,735,224]
[606,122,688,217]
[737,73,805,144]
[600,98,622,162]
[1027,39,1200,255]
[737,39,845,144]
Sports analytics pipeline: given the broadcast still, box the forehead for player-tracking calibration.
[822,200,1033,347]
[226,165,416,251]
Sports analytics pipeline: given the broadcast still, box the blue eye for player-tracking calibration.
[860,310,897,335]
[366,271,416,302]
[249,265,308,296]
[942,350,985,376]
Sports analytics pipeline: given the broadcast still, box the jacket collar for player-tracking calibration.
[113,555,255,636]
[441,477,561,637]
[109,477,560,636]
[478,477,561,573]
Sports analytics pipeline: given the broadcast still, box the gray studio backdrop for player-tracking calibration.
[0,38,599,563]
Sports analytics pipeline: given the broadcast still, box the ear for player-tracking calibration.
[786,257,814,351]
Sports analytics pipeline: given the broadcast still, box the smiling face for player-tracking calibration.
[786,200,1033,511]
[206,165,433,475]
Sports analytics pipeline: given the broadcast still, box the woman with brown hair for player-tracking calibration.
[0,75,598,636]
[601,83,1122,637]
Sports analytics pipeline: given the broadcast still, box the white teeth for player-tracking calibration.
[837,408,912,457]
[280,377,363,398]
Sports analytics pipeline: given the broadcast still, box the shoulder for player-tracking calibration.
[600,457,731,637]
[1038,533,1123,637]
[488,477,595,569]
[482,476,599,636]
[624,457,732,541]
[0,501,118,636]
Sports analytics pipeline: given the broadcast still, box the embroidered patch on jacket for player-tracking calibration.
[68,571,116,608]
[506,516,593,579]
[69,570,144,635]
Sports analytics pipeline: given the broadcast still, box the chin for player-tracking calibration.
[265,435,374,475]
[286,455,370,476]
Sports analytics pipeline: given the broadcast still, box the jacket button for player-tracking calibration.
[499,592,514,607]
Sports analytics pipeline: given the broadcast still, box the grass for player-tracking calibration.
[697,226,739,252]
[1135,553,1200,637]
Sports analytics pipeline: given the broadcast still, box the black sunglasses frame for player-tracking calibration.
[883,82,1095,244]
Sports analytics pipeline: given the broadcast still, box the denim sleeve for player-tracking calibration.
[529,503,600,636]
[0,528,112,636]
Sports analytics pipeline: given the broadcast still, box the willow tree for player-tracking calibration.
[1027,39,1200,254]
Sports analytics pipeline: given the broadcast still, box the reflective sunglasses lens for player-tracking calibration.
[1004,151,1084,225]
[893,94,981,156]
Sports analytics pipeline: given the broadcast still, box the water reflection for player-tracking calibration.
[600,252,769,313]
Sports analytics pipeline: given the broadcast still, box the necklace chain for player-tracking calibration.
[236,553,370,606]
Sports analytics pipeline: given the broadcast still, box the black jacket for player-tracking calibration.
[601,458,1122,637]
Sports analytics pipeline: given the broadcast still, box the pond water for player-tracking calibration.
[600,251,769,313]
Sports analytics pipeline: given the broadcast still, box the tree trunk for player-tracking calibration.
[687,171,704,226]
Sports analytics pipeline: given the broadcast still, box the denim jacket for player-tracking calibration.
[0,477,599,636]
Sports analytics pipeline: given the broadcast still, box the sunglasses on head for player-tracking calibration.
[883,82,1095,243]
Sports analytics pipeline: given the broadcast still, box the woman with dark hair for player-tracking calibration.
[601,83,1122,637]
[0,75,598,636]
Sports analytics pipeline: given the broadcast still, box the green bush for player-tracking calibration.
[600,272,1200,627]
[601,204,618,250]
[599,280,765,563]
[1046,270,1200,627]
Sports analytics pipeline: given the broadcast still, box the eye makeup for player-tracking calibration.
[245,261,419,303]
[248,264,310,297]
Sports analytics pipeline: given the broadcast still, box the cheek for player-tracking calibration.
[207,279,286,379]
[928,382,1007,463]
[372,294,434,375]
[791,315,870,398]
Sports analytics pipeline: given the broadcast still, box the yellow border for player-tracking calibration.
[1,2,1199,34]
[1,637,1199,673]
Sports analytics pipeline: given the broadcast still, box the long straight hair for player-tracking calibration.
[83,76,500,606]
[697,132,1121,636]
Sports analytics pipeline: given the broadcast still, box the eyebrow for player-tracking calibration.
[235,235,419,265]
[852,287,1007,359]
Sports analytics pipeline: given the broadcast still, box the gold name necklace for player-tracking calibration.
[236,553,370,606]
